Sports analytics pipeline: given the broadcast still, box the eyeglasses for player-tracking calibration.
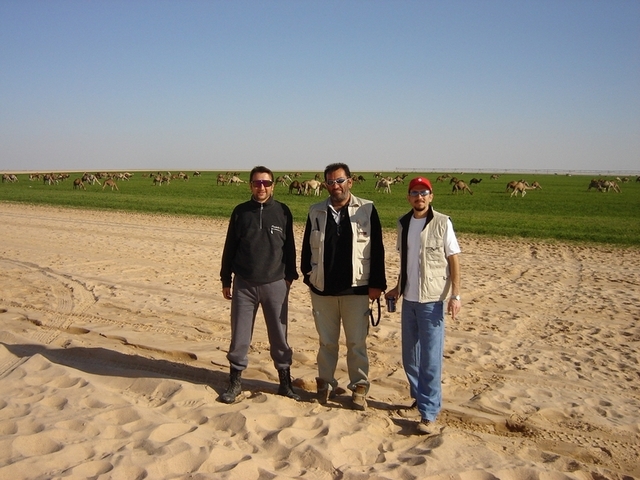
[408,190,431,197]
[251,180,274,188]
[326,177,348,186]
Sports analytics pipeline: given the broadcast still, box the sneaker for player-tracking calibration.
[351,384,367,411]
[416,418,442,435]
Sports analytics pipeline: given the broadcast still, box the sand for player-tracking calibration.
[0,202,638,479]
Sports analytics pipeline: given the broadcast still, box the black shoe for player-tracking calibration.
[277,368,301,401]
[220,368,242,404]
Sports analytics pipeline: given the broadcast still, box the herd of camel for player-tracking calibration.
[2,172,638,196]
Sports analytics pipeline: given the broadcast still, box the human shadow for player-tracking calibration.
[0,342,315,403]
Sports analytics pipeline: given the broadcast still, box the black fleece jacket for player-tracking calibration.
[220,196,299,288]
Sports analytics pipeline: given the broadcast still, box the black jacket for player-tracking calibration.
[220,196,299,287]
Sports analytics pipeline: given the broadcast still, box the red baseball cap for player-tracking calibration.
[408,177,433,192]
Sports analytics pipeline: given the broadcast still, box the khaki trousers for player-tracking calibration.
[310,292,370,393]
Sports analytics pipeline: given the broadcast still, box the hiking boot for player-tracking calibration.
[219,368,242,404]
[416,418,442,435]
[316,377,332,404]
[277,368,301,401]
[398,400,420,418]
[351,384,367,411]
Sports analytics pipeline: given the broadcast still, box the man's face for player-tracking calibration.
[250,172,274,203]
[407,186,433,213]
[325,168,352,206]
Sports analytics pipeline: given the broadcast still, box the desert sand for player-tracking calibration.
[0,202,638,479]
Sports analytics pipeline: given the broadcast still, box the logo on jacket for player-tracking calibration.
[270,225,284,235]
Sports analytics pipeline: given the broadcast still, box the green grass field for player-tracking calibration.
[1,171,639,246]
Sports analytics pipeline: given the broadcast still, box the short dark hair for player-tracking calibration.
[324,163,351,180]
[250,166,274,182]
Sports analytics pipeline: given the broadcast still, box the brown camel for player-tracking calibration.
[452,180,473,195]
[102,179,119,191]
[510,182,533,197]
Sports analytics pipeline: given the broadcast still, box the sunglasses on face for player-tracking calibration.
[251,180,274,187]
[326,177,348,186]
[408,190,431,197]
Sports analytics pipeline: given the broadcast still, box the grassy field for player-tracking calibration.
[1,171,639,246]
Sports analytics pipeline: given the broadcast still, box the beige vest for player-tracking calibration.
[307,194,374,292]
[398,210,451,302]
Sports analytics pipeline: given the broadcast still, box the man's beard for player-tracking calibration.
[330,190,348,204]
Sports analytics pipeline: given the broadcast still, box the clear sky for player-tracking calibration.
[1,0,638,174]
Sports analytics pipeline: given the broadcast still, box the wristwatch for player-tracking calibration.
[451,295,461,301]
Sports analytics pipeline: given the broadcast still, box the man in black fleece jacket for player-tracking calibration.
[219,166,300,403]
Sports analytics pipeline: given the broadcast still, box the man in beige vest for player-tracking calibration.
[301,163,386,410]
[386,177,461,435]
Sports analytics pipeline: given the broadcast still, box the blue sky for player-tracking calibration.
[1,0,638,173]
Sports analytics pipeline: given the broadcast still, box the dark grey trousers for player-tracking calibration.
[227,276,293,371]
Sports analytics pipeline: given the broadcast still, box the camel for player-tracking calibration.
[601,180,621,193]
[2,174,18,183]
[216,174,227,186]
[289,180,303,195]
[531,181,542,189]
[510,182,533,197]
[302,179,321,196]
[469,178,482,185]
[193,171,201,177]
[588,179,619,192]
[82,173,101,186]
[102,178,119,191]
[72,178,85,190]
[506,180,528,192]
[393,174,408,184]
[228,175,245,186]
[490,174,500,180]
[152,175,170,186]
[435,175,447,183]
[276,175,290,187]
[375,177,392,194]
[43,174,59,185]
[452,180,473,195]
[449,177,460,185]
[588,179,602,191]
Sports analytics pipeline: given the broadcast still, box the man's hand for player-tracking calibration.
[368,287,382,301]
[447,297,461,320]
[385,287,399,301]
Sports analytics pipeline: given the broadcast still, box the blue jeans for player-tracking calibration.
[401,299,445,421]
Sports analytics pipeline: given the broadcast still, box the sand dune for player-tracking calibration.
[0,202,638,479]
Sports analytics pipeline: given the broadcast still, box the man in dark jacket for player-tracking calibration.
[219,166,300,403]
